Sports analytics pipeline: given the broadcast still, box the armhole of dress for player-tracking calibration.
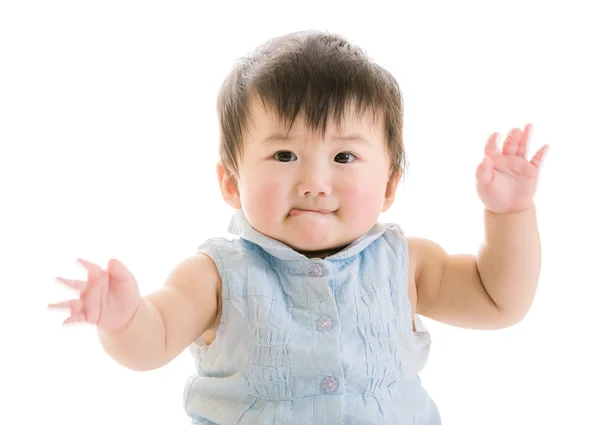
[194,239,231,349]
[392,224,431,343]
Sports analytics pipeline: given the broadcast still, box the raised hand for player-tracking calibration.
[49,258,143,333]
[476,123,549,214]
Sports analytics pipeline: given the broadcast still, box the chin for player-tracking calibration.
[294,240,335,253]
[282,230,335,252]
[291,228,352,253]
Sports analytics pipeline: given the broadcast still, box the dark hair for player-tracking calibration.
[216,30,406,180]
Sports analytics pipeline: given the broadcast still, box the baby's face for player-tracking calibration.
[232,99,398,257]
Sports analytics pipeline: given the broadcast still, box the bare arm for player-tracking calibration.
[98,253,221,371]
[412,206,541,330]
[476,206,541,319]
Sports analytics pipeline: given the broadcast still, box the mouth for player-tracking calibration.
[289,209,333,217]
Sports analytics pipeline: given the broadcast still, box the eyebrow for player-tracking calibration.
[261,133,371,145]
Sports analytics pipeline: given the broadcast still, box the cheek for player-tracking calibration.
[257,181,285,210]
[343,178,385,205]
[240,173,287,218]
[340,175,387,218]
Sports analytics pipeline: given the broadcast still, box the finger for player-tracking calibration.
[530,144,549,168]
[48,300,74,309]
[476,155,494,187]
[516,123,532,157]
[63,312,86,324]
[501,128,522,156]
[48,299,83,313]
[484,133,500,158]
[108,258,135,282]
[56,277,87,292]
[77,258,104,279]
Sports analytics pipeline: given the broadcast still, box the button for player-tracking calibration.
[323,376,338,393]
[310,263,323,277]
[317,316,332,332]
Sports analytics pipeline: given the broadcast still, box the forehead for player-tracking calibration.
[243,96,385,143]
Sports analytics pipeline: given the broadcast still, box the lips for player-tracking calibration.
[289,208,333,217]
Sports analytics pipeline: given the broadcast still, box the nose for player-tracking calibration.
[296,160,332,197]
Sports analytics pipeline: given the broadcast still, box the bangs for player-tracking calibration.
[248,40,392,135]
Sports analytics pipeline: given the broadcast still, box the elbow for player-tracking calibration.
[496,305,531,328]
[110,354,167,372]
[128,363,164,372]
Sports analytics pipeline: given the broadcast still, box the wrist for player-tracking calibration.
[485,202,536,216]
[98,297,145,338]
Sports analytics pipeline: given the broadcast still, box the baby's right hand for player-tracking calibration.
[49,258,143,333]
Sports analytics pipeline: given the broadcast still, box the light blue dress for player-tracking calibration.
[183,210,441,424]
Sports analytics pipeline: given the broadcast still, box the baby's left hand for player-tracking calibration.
[476,124,549,214]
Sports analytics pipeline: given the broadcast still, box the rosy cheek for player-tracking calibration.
[343,179,375,204]
[340,179,383,219]
[245,179,284,220]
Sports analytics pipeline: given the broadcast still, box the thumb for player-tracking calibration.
[107,258,136,283]
[476,155,494,188]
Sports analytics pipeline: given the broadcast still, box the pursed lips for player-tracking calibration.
[289,208,333,217]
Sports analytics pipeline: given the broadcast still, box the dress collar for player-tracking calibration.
[227,209,389,261]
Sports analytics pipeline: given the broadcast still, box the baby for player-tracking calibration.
[49,31,548,424]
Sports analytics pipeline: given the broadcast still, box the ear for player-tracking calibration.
[216,161,242,209]
[382,169,402,212]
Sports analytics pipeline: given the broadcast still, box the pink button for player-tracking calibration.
[323,376,338,393]
[317,316,332,332]
[310,263,323,277]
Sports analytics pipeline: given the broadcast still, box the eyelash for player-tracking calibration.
[273,151,358,163]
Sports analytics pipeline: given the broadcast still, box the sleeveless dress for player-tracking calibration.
[183,210,441,424]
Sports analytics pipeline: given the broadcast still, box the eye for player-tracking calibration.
[273,151,297,162]
[334,152,357,163]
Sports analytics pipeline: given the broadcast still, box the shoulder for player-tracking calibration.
[163,252,222,307]
[377,222,409,255]
[407,237,447,273]
[198,236,258,262]
[197,236,263,282]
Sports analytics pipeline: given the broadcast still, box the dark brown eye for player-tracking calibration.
[334,152,356,163]
[274,151,297,162]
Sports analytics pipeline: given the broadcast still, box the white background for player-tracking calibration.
[1,1,598,424]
